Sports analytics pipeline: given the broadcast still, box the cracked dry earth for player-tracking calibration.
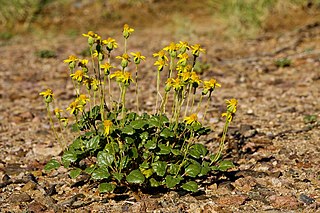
[0,21,320,212]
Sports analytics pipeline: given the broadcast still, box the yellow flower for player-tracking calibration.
[110,70,124,83]
[184,114,200,125]
[91,78,101,91]
[102,37,118,52]
[76,94,90,105]
[66,100,84,115]
[154,59,167,71]
[130,52,146,64]
[39,89,54,103]
[123,71,134,86]
[78,59,89,72]
[63,55,78,69]
[190,72,201,88]
[167,77,184,91]
[82,31,100,46]
[178,71,191,83]
[123,24,134,39]
[176,64,192,73]
[103,120,113,136]
[78,59,88,67]
[222,98,238,122]
[226,98,237,114]
[153,50,168,61]
[54,108,63,119]
[163,42,178,57]
[70,70,88,83]
[177,41,190,53]
[177,53,189,66]
[101,62,115,75]
[191,44,205,57]
[92,49,105,61]
[116,53,131,68]
[165,78,175,92]
[83,77,93,90]
[202,78,221,95]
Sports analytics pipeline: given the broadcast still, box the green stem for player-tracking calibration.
[155,70,161,114]
[46,103,63,149]
[211,120,230,164]
[184,84,192,117]
[135,65,139,113]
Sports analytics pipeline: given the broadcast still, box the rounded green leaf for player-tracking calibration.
[130,120,146,129]
[86,135,100,150]
[149,178,160,187]
[112,172,124,182]
[69,168,82,179]
[62,151,77,167]
[200,161,211,176]
[44,159,60,172]
[182,181,198,192]
[91,167,110,180]
[165,175,180,188]
[160,128,174,138]
[185,163,201,177]
[126,169,145,184]
[169,164,179,175]
[151,161,167,177]
[145,139,157,149]
[218,160,235,171]
[189,144,208,159]
[97,151,114,167]
[99,182,116,193]
[158,144,171,155]
[122,125,135,135]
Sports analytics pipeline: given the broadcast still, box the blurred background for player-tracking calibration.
[0,0,319,41]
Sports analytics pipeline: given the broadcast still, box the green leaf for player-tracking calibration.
[189,144,208,159]
[151,161,167,177]
[200,161,211,176]
[140,132,149,141]
[171,149,181,156]
[185,163,201,177]
[112,172,124,182]
[169,164,179,175]
[130,120,146,129]
[125,137,134,145]
[165,175,180,188]
[145,139,157,149]
[126,169,145,184]
[86,135,100,150]
[105,142,119,154]
[149,178,160,187]
[97,151,114,167]
[119,156,129,170]
[130,147,138,159]
[122,125,135,135]
[218,160,235,171]
[69,168,82,179]
[91,167,110,180]
[44,159,60,172]
[62,151,77,167]
[139,161,149,169]
[126,112,137,121]
[99,182,116,193]
[141,168,153,178]
[158,144,171,155]
[182,181,198,192]
[160,128,174,138]
[84,165,96,174]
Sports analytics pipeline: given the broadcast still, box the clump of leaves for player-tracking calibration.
[35,49,57,58]
[275,57,291,68]
[40,25,238,193]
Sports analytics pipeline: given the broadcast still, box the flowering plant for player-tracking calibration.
[40,25,237,193]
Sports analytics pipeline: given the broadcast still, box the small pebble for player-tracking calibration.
[300,193,315,205]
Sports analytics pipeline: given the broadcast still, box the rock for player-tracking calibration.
[28,201,47,213]
[215,195,247,206]
[8,192,32,203]
[268,195,299,209]
[21,181,37,192]
[299,194,315,205]
[232,176,257,192]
